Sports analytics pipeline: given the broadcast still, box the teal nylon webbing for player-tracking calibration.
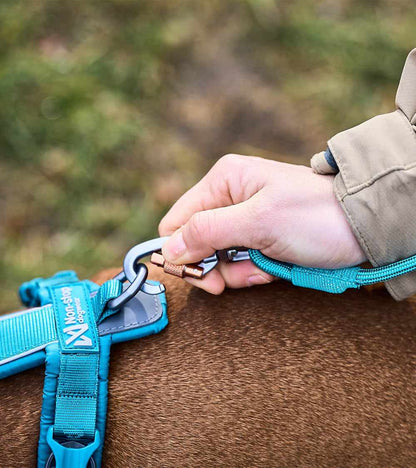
[0,278,121,367]
[0,305,56,364]
[0,272,103,367]
[248,249,416,293]
[93,280,124,323]
[54,353,100,440]
[291,264,360,294]
[49,279,122,441]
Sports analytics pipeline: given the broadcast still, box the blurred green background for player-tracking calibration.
[0,0,414,312]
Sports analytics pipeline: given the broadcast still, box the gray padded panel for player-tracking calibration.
[98,290,163,336]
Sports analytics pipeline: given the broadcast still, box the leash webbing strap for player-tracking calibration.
[249,249,416,293]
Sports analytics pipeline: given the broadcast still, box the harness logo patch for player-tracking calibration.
[52,284,97,351]
[63,323,92,347]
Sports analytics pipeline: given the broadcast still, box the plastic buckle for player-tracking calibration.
[45,426,100,468]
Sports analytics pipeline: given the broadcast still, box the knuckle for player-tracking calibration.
[214,154,251,195]
[188,209,217,245]
[216,153,243,170]
[158,218,167,235]
[188,211,208,243]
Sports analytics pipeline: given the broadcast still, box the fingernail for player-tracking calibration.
[164,230,186,262]
[247,274,271,287]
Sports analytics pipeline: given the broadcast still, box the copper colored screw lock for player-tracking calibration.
[150,252,204,279]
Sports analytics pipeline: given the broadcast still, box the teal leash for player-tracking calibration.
[142,237,416,295]
[248,249,416,294]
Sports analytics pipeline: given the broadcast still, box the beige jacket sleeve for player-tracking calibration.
[311,48,416,300]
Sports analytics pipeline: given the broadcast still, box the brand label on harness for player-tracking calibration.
[49,283,99,353]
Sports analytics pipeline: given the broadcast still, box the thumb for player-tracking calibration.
[162,201,261,264]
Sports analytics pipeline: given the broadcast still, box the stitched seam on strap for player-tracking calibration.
[0,305,46,323]
[1,339,52,359]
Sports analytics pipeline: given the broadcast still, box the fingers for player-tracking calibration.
[183,268,226,295]
[183,261,275,294]
[158,177,229,236]
[217,261,275,288]
[158,157,233,236]
[161,197,268,265]
[158,154,264,236]
[158,154,274,295]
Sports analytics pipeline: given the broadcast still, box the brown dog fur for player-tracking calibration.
[1,264,415,467]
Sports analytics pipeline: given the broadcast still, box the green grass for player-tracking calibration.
[1,0,414,312]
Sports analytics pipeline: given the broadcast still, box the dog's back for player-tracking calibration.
[1,265,415,467]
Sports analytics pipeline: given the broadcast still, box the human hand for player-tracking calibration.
[159,154,366,294]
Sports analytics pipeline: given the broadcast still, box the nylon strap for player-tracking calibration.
[0,276,120,367]
[49,282,99,440]
[48,279,122,441]
[0,305,56,365]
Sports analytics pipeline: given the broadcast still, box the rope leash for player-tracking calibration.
[248,249,416,293]
[145,237,416,295]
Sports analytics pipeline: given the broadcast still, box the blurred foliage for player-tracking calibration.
[0,0,414,311]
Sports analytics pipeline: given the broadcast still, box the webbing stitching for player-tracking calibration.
[57,394,96,398]
[0,306,56,361]
[0,305,44,322]
[0,338,53,360]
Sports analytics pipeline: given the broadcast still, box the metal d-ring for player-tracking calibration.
[107,263,148,310]
[122,237,168,295]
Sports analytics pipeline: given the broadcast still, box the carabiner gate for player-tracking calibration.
[109,237,251,310]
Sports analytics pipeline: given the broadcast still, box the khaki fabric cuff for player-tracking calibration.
[330,110,416,300]
[328,48,416,300]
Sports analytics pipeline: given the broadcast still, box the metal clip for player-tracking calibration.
[110,237,251,309]
[150,245,251,279]
[119,237,170,296]
[150,252,204,279]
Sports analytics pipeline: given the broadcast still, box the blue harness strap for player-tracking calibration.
[0,305,56,369]
[48,281,118,456]
[0,271,169,468]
